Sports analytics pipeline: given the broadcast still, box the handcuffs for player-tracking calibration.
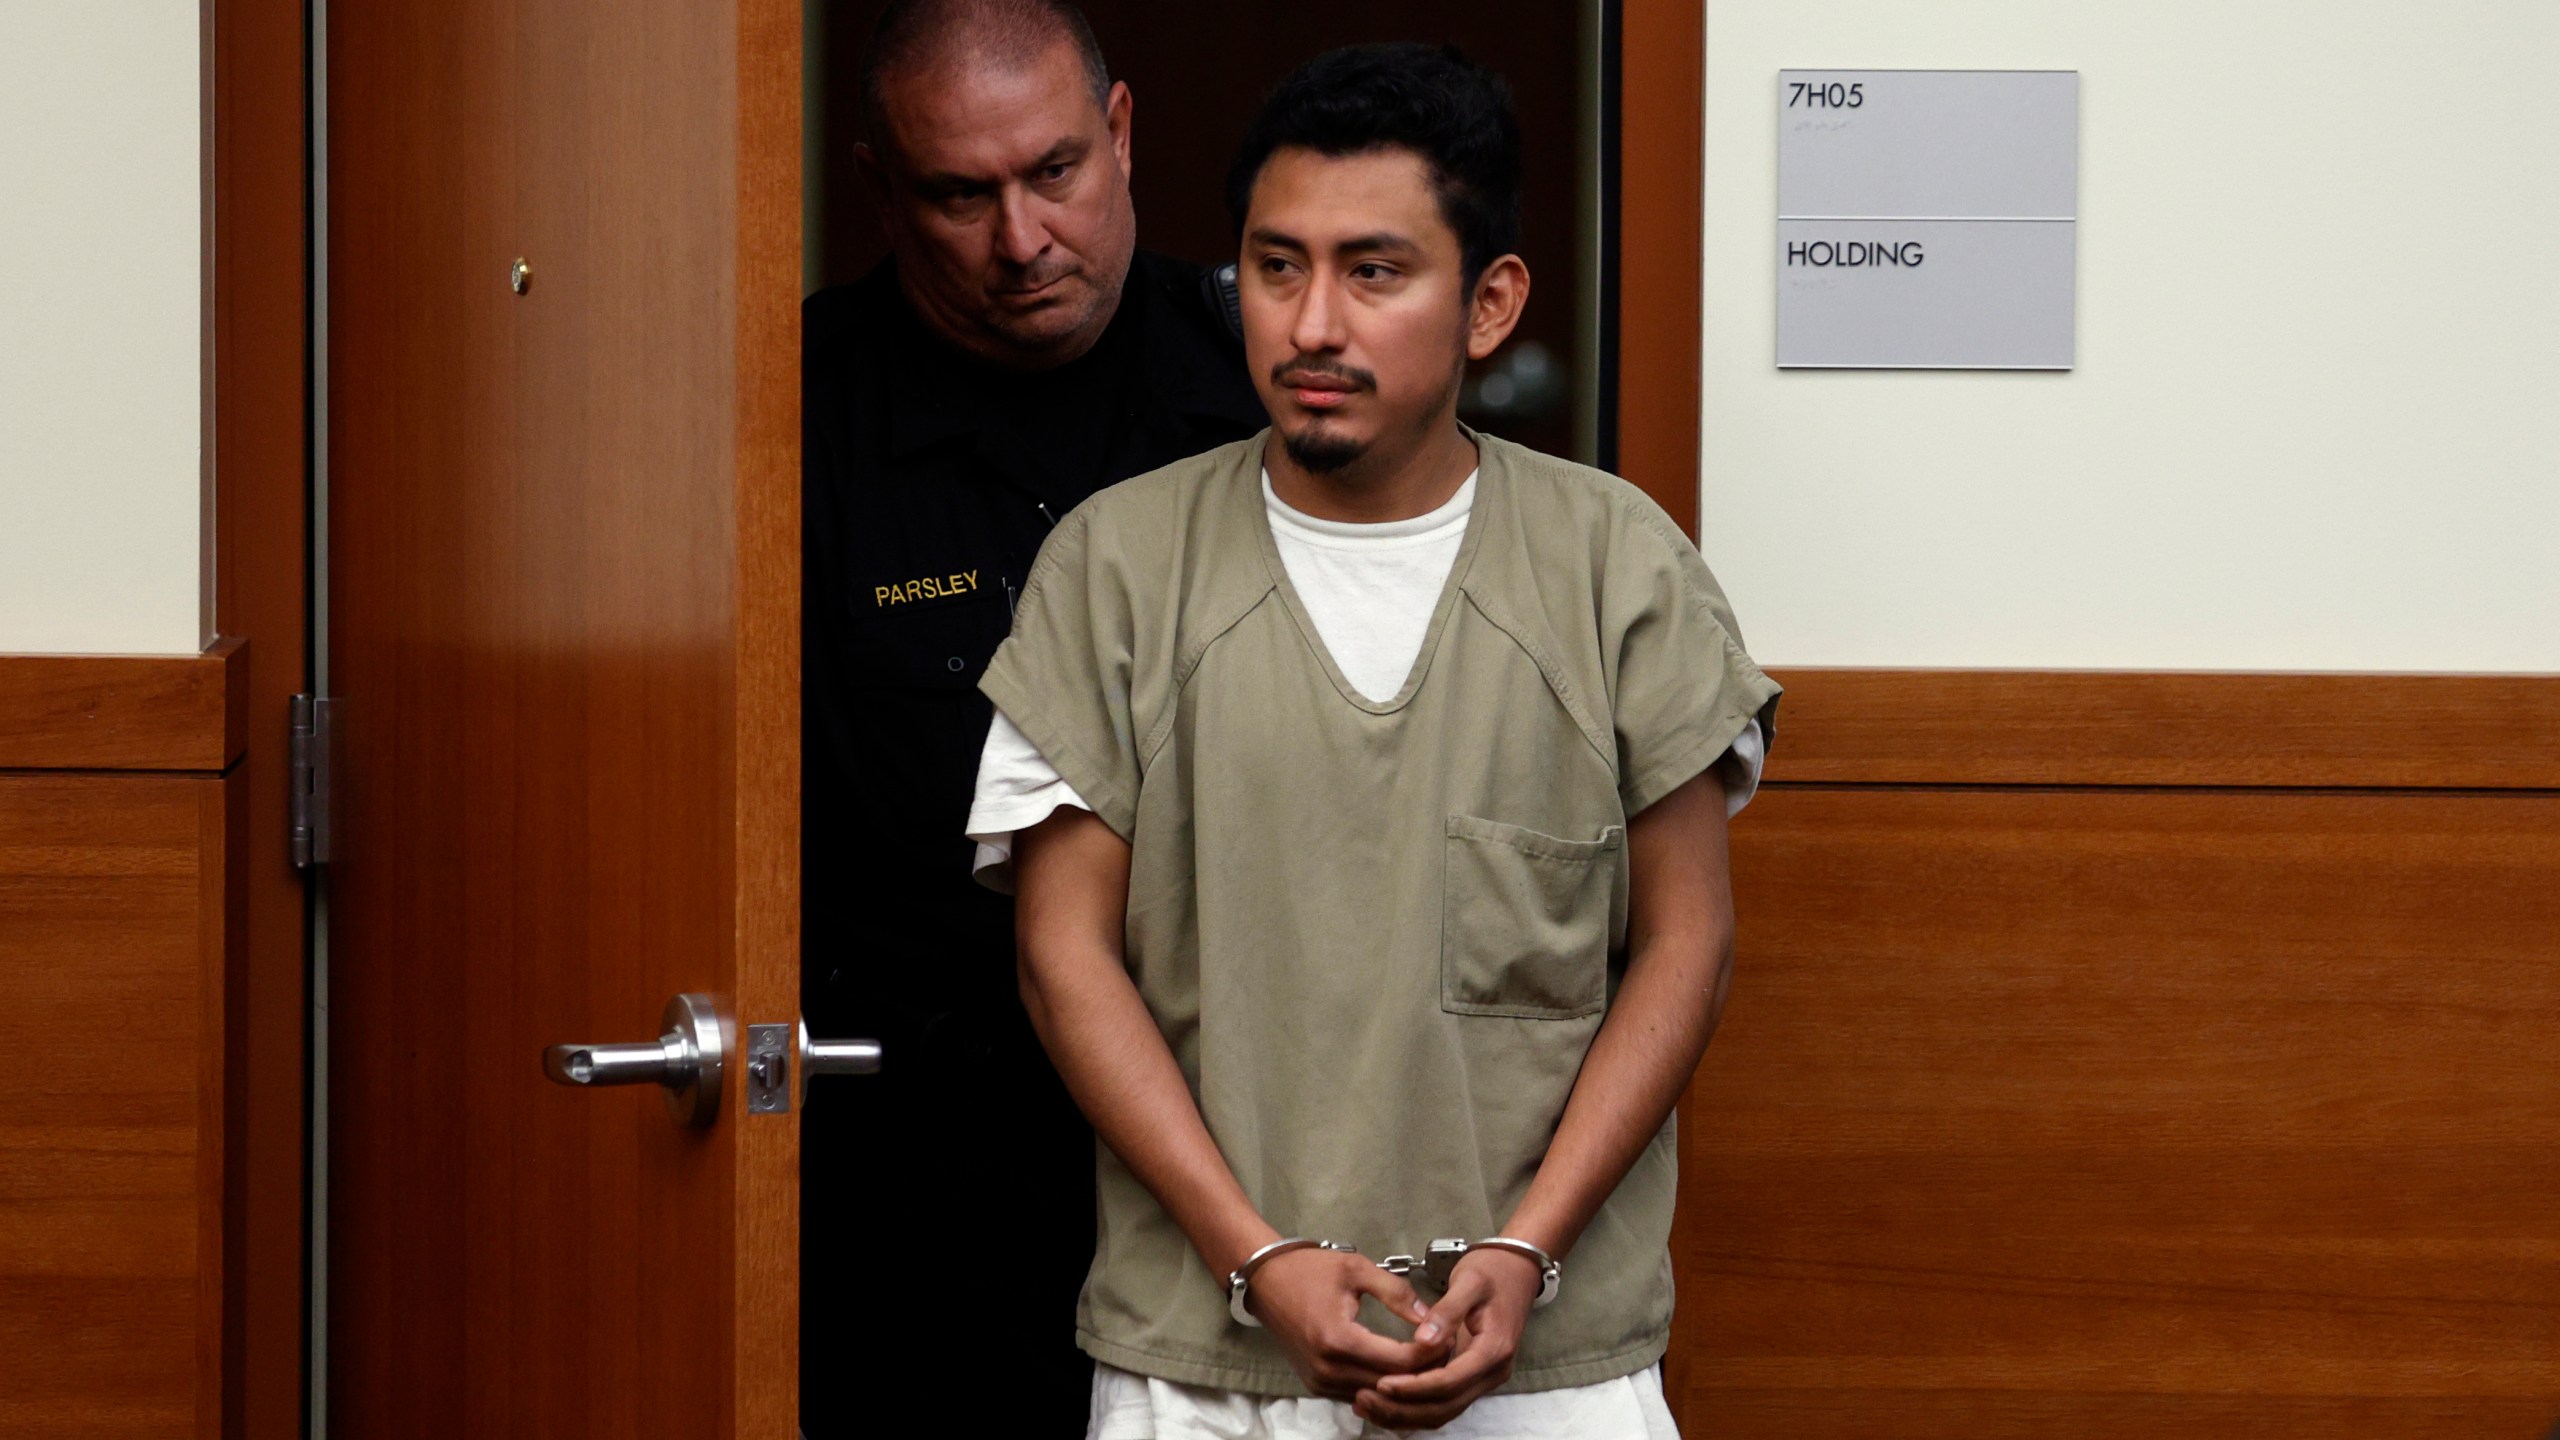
[1226,1235,1562,1328]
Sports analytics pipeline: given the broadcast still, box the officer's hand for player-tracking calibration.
[1246,1248,1451,1400]
[1353,1247,1540,1429]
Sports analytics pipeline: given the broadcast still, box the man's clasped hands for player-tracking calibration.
[1243,1241,1549,1431]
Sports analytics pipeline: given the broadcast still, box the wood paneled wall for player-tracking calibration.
[0,5,306,1432]
[0,649,251,1439]
[1668,672,2560,1436]
[1608,10,2560,1430]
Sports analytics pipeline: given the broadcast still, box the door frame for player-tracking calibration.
[1614,0,1705,538]
[209,0,316,1433]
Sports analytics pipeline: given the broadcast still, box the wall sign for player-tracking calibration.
[1777,69,2078,369]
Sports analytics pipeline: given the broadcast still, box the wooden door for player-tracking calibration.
[326,0,800,1433]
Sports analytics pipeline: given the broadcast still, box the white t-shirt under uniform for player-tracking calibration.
[967,471,1760,1440]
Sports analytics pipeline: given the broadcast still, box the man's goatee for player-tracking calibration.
[1281,427,1365,474]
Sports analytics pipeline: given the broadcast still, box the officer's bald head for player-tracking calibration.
[856,0,1137,369]
[862,0,1111,158]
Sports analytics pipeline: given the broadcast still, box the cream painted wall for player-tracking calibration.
[1700,3,2560,671]
[0,3,203,655]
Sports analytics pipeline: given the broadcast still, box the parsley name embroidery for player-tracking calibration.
[874,570,981,608]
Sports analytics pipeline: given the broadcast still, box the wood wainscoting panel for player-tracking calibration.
[0,639,246,774]
[1678,784,2560,1438]
[0,773,228,1438]
[1764,668,2560,791]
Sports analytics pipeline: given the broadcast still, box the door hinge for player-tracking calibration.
[290,695,336,869]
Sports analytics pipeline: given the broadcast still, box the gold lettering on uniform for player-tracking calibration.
[875,570,984,607]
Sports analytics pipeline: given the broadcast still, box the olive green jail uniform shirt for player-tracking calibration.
[979,429,1782,1396]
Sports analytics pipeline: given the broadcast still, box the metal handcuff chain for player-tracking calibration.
[1228,1236,1561,1328]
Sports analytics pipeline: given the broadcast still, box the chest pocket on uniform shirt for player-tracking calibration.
[1440,815,1625,1020]
[847,570,1011,690]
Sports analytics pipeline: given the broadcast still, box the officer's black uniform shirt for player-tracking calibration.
[799,251,1263,1435]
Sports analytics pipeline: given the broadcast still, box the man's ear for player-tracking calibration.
[852,141,891,211]
[1465,255,1531,362]
[1106,81,1133,182]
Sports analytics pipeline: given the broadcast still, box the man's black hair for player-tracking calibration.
[1225,43,1524,289]
[861,0,1110,152]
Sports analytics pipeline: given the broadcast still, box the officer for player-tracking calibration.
[798,0,1263,1432]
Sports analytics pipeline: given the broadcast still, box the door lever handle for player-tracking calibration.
[790,1020,881,1109]
[543,1040,678,1088]
[542,992,726,1128]
[800,1020,882,1083]
[740,1019,883,1114]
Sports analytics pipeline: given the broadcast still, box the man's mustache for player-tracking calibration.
[1271,357,1377,392]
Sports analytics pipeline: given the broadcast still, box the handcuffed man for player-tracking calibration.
[966,43,1778,1439]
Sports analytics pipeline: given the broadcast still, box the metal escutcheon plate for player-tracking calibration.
[659,992,725,1128]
